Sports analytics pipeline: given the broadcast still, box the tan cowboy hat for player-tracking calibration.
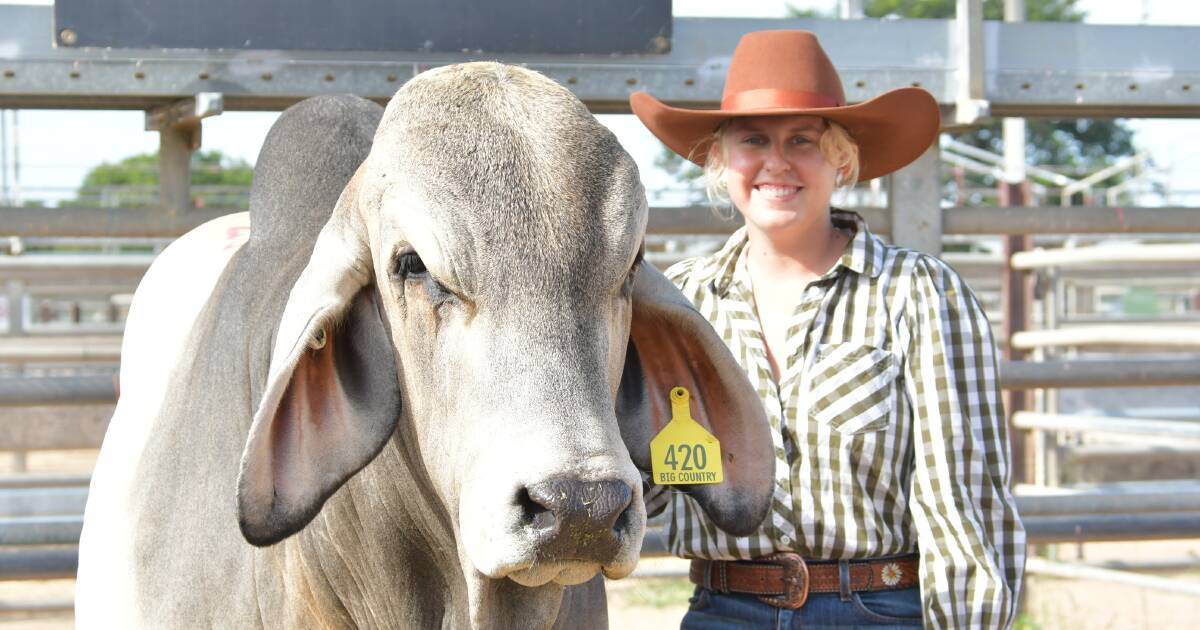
[630,30,941,182]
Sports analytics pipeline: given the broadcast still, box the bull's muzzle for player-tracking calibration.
[519,478,633,564]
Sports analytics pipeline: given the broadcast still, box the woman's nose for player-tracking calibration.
[763,143,790,173]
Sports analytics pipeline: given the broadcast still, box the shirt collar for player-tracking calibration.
[706,227,750,297]
[705,208,884,297]
[832,208,885,280]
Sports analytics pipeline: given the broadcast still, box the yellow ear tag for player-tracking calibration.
[649,387,723,485]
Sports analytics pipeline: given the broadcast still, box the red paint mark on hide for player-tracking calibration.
[223,225,251,251]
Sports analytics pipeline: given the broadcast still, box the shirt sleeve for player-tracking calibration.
[900,256,1026,629]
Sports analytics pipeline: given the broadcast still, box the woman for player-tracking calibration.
[632,30,1024,628]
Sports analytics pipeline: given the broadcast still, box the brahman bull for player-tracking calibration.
[76,63,773,629]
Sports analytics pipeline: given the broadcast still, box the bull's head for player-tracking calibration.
[235,63,773,623]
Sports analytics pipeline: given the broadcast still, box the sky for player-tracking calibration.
[2,0,1199,206]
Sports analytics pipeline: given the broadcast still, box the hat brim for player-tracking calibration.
[630,87,940,182]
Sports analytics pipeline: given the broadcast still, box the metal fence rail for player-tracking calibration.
[0,516,82,546]
[0,547,77,582]
[1026,557,1200,598]
[1013,412,1200,441]
[5,358,1200,408]
[0,375,117,406]
[6,205,1200,239]
[1011,327,1200,351]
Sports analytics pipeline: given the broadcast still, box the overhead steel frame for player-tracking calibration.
[2,5,1200,242]
[4,7,1200,115]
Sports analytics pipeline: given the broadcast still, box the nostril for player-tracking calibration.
[516,487,556,532]
[612,501,634,539]
[525,479,631,529]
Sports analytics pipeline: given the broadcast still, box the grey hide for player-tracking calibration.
[76,64,775,630]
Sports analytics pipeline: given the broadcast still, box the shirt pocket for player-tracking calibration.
[807,343,900,435]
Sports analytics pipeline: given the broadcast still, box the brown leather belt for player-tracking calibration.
[689,553,920,609]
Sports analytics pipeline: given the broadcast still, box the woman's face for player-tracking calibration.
[721,115,837,236]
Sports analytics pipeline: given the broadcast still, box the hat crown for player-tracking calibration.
[722,30,846,109]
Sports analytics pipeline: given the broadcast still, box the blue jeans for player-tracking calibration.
[681,585,923,629]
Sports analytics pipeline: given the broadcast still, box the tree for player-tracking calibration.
[865,0,1083,21]
[65,149,254,209]
[860,0,1136,198]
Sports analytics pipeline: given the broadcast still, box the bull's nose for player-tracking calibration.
[518,479,633,562]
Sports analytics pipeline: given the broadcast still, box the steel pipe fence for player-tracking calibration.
[1025,557,1200,598]
[0,491,1195,546]
[0,599,74,616]
[1013,412,1200,441]
[6,358,1200,408]
[0,515,82,546]
[4,511,1198,579]
[1011,326,1200,351]
[0,547,77,582]
[0,474,90,490]
[0,487,89,517]
[1016,491,1200,516]
[999,358,1200,389]
[11,549,1200,595]
[0,337,123,362]
[0,375,116,406]
[1012,243,1200,270]
[6,205,1200,239]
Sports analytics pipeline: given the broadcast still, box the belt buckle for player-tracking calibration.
[756,552,809,609]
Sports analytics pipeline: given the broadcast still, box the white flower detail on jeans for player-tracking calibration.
[880,562,903,586]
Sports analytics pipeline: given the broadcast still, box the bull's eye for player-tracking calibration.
[392,251,428,280]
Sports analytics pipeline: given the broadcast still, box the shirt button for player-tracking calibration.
[780,535,791,545]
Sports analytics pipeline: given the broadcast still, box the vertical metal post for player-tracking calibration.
[888,144,942,255]
[11,110,18,206]
[147,93,223,216]
[1001,0,1034,490]
[158,123,197,216]
[6,279,24,336]
[954,0,988,124]
[5,276,29,473]
[1001,183,1034,486]
[839,0,864,19]
[1,109,9,205]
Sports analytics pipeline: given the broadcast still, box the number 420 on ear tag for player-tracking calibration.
[650,387,723,485]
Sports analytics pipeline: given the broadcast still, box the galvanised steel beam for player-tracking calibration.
[2,6,1200,117]
[7,205,1200,239]
[6,358,1200,409]
[0,547,77,582]
[0,375,116,406]
[1,511,1195,556]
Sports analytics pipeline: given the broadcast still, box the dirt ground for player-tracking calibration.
[4,451,1200,628]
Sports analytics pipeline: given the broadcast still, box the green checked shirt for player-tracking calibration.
[646,209,1025,629]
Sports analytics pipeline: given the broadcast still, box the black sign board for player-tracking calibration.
[54,0,672,54]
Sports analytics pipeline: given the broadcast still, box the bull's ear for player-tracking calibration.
[237,181,400,547]
[615,260,774,537]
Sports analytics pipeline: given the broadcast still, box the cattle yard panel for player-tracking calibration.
[3,4,1200,612]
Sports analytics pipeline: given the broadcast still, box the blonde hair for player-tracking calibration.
[697,118,860,218]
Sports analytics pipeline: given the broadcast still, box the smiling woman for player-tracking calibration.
[631,29,1026,629]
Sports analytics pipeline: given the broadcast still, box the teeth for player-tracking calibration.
[756,185,799,199]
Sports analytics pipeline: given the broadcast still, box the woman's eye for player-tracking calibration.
[791,135,814,145]
[393,251,428,279]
